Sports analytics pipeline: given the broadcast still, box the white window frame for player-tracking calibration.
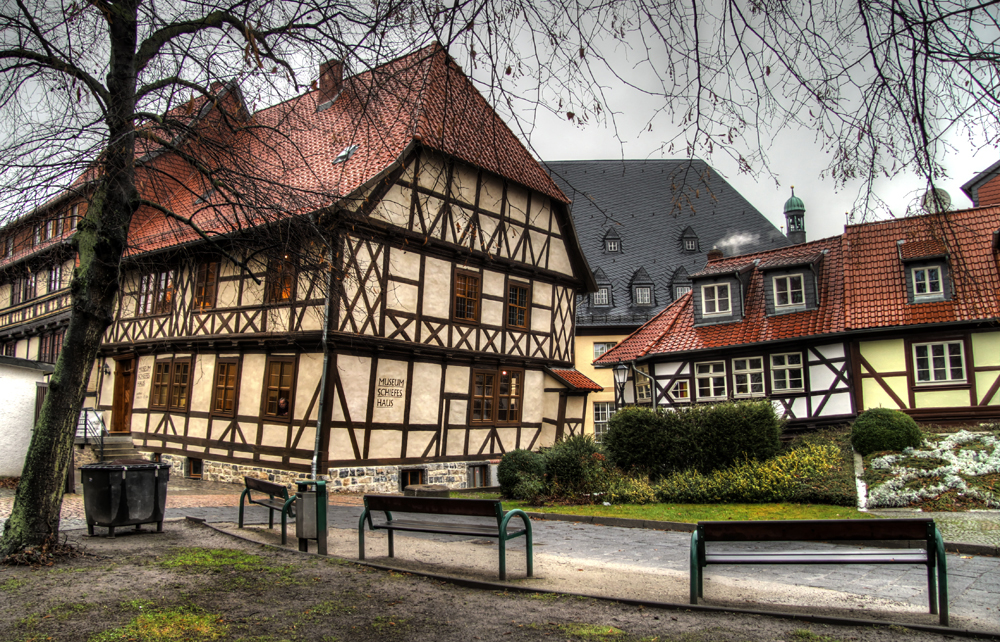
[913,341,965,384]
[606,239,619,253]
[773,274,805,308]
[701,283,731,316]
[635,364,652,402]
[668,379,691,403]
[674,285,691,299]
[593,402,615,443]
[911,266,944,299]
[695,361,727,400]
[634,286,651,305]
[593,342,616,360]
[732,357,765,397]
[684,238,697,252]
[771,353,804,392]
[593,287,609,306]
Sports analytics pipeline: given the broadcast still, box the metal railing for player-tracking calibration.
[76,409,107,463]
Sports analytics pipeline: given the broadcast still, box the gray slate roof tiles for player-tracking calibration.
[545,159,792,328]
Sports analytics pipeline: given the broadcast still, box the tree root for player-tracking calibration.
[1,533,87,567]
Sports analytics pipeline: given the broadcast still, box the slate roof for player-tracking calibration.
[596,205,1000,365]
[545,160,791,328]
[595,235,844,364]
[546,368,603,392]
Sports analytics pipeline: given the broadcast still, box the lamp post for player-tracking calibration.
[613,361,629,410]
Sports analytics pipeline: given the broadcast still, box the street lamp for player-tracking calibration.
[613,361,629,409]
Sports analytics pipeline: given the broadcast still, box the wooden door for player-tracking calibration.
[111,357,136,433]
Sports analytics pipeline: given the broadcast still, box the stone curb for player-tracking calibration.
[523,512,999,557]
[192,517,999,639]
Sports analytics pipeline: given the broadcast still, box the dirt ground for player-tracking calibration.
[0,520,987,642]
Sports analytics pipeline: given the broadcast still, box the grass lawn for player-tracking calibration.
[487,499,871,522]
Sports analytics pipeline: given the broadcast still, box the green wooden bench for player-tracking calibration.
[690,518,949,625]
[238,476,297,545]
[358,494,533,580]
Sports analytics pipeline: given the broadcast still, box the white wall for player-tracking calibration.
[0,362,47,476]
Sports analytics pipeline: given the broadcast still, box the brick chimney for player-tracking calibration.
[707,246,723,262]
[319,60,343,98]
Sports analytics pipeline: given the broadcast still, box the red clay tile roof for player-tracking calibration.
[690,261,755,278]
[898,238,948,260]
[595,236,844,364]
[843,207,1000,329]
[757,252,824,270]
[547,368,603,392]
[123,43,569,256]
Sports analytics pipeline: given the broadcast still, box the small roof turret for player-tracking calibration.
[784,187,806,214]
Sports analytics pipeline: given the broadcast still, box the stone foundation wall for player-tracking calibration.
[140,450,494,493]
[72,443,102,468]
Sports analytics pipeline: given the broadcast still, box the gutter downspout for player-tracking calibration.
[312,242,335,480]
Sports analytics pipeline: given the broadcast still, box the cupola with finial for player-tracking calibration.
[784,187,806,245]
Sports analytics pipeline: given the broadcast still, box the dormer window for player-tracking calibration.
[605,239,619,253]
[634,286,651,306]
[912,267,943,298]
[675,285,691,298]
[602,228,622,254]
[680,226,699,253]
[701,283,730,316]
[773,274,805,308]
[684,239,697,252]
[593,287,610,306]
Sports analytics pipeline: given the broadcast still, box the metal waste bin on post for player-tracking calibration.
[295,480,327,554]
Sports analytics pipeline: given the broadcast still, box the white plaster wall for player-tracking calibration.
[0,364,46,476]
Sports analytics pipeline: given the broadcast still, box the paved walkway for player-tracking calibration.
[3,479,999,631]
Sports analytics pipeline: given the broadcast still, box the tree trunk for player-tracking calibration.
[0,0,139,557]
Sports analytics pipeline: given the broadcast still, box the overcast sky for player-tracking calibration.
[520,90,993,244]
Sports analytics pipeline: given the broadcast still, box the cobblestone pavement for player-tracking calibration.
[2,480,999,629]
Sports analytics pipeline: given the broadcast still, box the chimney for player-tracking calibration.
[707,246,723,262]
[319,60,343,98]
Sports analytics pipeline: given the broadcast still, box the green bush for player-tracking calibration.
[543,434,606,498]
[497,449,545,498]
[785,427,857,506]
[603,400,783,478]
[850,408,923,455]
[602,469,656,505]
[654,444,841,503]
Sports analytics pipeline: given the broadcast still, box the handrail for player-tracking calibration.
[76,409,107,463]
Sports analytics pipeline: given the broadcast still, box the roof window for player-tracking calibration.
[333,144,359,165]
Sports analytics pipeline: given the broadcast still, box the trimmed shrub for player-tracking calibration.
[543,434,606,498]
[603,400,784,478]
[497,449,545,499]
[603,469,656,505]
[786,427,857,506]
[850,408,923,455]
[654,443,841,504]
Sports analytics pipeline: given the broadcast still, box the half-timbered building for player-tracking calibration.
[0,44,600,490]
[596,191,1000,429]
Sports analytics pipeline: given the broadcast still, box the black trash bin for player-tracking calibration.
[80,461,171,537]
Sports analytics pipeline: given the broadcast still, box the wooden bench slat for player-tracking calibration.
[364,494,500,517]
[700,518,933,542]
[706,553,930,564]
[374,518,527,537]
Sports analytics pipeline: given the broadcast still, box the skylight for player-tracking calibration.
[333,144,359,165]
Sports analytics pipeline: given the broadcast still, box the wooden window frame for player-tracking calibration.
[261,355,297,421]
[912,341,966,385]
[593,401,615,443]
[136,269,174,317]
[187,458,203,479]
[732,357,765,397]
[592,287,610,306]
[634,286,652,306]
[265,256,297,304]
[12,273,36,305]
[2,341,15,357]
[635,364,652,402]
[674,285,692,299]
[668,379,691,403]
[593,341,616,360]
[468,464,490,488]
[193,260,220,311]
[47,263,62,293]
[701,283,731,316]
[150,357,192,412]
[770,352,805,392]
[37,329,65,364]
[470,367,524,425]
[773,274,806,309]
[505,281,531,329]
[211,358,241,417]
[399,468,425,490]
[911,266,944,299]
[452,268,481,324]
[695,361,727,400]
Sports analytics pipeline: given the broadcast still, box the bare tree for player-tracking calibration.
[2,0,998,556]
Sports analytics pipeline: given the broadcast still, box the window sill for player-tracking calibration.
[772,305,809,315]
[913,381,968,390]
[772,388,805,394]
[911,295,947,304]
